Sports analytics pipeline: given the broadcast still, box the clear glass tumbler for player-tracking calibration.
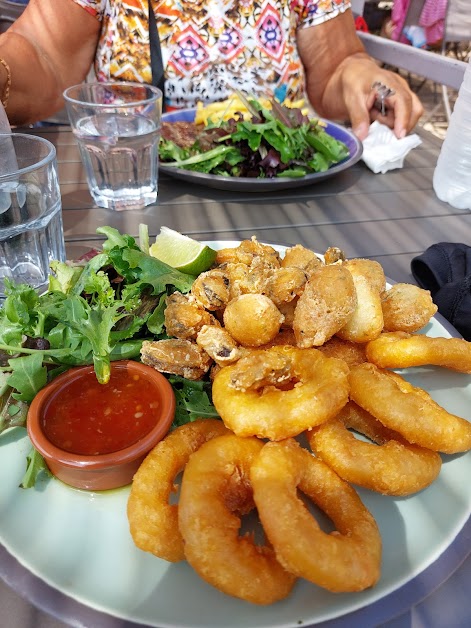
[0,133,65,299]
[63,82,163,211]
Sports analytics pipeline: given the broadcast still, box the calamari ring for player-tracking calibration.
[366,331,471,373]
[127,418,230,562]
[178,434,296,604]
[307,402,442,496]
[349,363,471,454]
[212,345,350,440]
[251,439,381,592]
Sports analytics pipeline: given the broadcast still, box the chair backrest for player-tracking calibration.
[444,0,471,43]
[357,29,467,90]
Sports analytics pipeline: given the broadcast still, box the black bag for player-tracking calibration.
[411,242,471,340]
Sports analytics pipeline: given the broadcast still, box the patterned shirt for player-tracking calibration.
[72,0,351,110]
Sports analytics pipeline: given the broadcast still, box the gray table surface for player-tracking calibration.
[1,123,470,628]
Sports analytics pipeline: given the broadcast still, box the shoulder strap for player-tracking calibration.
[148,0,166,110]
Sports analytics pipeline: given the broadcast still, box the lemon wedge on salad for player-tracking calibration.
[149,226,216,275]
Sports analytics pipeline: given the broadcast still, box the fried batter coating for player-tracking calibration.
[277,297,298,328]
[323,246,346,265]
[196,324,242,366]
[381,283,438,332]
[263,267,308,306]
[293,264,357,347]
[349,362,471,454]
[280,243,322,275]
[346,258,386,294]
[336,259,384,343]
[317,336,367,368]
[191,269,230,311]
[366,331,471,373]
[178,434,296,604]
[215,237,280,268]
[223,293,284,347]
[307,402,442,496]
[228,348,293,392]
[164,292,217,340]
[140,339,212,380]
[212,345,350,440]
[127,419,230,562]
[251,439,382,592]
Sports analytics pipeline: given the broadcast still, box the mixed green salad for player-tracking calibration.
[0,226,219,488]
[159,96,350,178]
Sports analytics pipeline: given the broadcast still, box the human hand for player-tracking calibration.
[340,59,424,141]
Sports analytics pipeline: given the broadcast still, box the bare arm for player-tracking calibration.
[0,0,100,125]
[297,10,423,139]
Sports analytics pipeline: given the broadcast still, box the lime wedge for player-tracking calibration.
[149,227,216,275]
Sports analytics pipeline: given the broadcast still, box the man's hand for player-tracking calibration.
[297,10,424,140]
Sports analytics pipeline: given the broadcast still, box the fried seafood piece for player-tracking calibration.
[215,237,281,268]
[190,269,230,311]
[223,293,284,347]
[227,347,293,392]
[178,434,297,604]
[251,439,382,592]
[140,339,212,380]
[263,266,308,306]
[323,246,346,265]
[293,264,357,347]
[127,419,230,562]
[280,243,322,275]
[317,336,367,368]
[221,261,271,299]
[336,259,385,343]
[349,362,471,454]
[164,292,217,340]
[212,345,350,440]
[366,331,471,373]
[307,402,442,496]
[381,283,438,332]
[277,297,298,328]
[258,327,297,349]
[196,324,242,366]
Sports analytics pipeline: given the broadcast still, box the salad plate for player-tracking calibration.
[0,241,470,628]
[159,110,363,192]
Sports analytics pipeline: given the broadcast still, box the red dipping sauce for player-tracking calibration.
[42,367,160,455]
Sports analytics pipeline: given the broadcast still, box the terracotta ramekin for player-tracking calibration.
[27,360,175,491]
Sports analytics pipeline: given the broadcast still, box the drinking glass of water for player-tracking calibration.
[0,133,65,300]
[63,82,163,211]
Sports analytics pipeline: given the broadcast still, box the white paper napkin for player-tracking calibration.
[361,121,422,174]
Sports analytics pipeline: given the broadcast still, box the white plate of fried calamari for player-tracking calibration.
[0,240,470,628]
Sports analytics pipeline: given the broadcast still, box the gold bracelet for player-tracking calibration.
[0,57,11,108]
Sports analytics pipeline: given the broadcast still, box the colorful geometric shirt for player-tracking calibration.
[72,0,351,110]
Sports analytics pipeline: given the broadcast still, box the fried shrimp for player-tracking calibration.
[336,259,384,344]
[127,419,230,562]
[366,331,471,373]
[293,264,357,347]
[164,292,217,340]
[349,362,471,454]
[140,339,212,380]
[381,283,437,332]
[307,402,442,496]
[190,269,230,311]
[223,293,284,347]
[196,324,242,366]
[251,439,382,592]
[178,434,296,604]
[212,345,350,440]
